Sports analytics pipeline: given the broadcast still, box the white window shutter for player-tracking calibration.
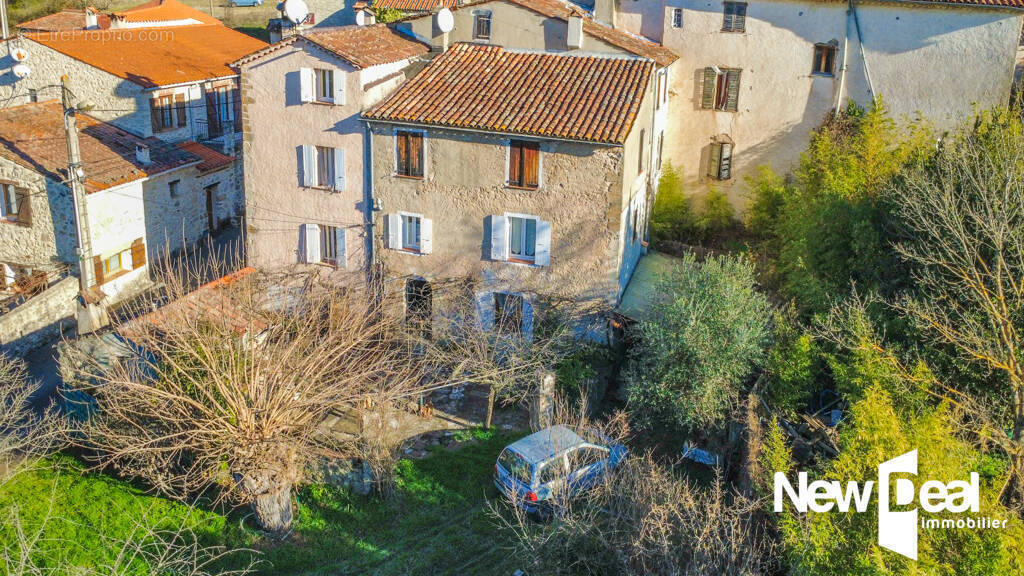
[301,145,316,187]
[333,148,346,191]
[300,67,314,103]
[335,227,347,269]
[490,215,507,261]
[301,223,320,263]
[332,70,345,106]
[535,220,551,266]
[475,292,495,331]
[420,218,433,254]
[522,298,534,342]
[387,213,401,249]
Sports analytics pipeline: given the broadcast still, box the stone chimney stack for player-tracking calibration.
[567,8,583,50]
[591,0,616,27]
[135,143,151,165]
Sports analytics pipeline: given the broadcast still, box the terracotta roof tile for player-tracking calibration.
[364,43,652,144]
[0,101,198,193]
[111,0,221,24]
[176,141,234,173]
[372,0,456,12]
[18,9,111,31]
[26,24,267,88]
[235,24,429,69]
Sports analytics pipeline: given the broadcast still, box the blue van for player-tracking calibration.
[494,425,626,514]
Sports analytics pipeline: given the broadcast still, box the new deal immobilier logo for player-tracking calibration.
[773,449,1008,560]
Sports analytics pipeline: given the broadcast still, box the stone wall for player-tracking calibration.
[0,157,77,268]
[0,275,78,354]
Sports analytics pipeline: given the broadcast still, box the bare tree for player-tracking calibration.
[428,280,590,429]
[0,356,63,483]
[65,260,431,535]
[889,110,1024,501]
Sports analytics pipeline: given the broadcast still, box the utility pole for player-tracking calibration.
[0,0,9,39]
[61,76,107,334]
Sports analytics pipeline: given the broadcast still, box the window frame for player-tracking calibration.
[314,68,334,103]
[103,248,131,276]
[707,139,734,181]
[506,139,541,190]
[703,67,742,112]
[316,145,336,188]
[153,94,176,132]
[320,224,339,266]
[0,184,19,222]
[671,7,683,28]
[473,11,492,40]
[506,213,539,263]
[168,179,181,199]
[399,211,422,252]
[722,1,747,33]
[395,129,426,179]
[812,43,837,77]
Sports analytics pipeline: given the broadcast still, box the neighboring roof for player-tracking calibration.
[111,0,220,25]
[617,251,683,322]
[364,43,653,144]
[234,24,430,69]
[901,0,1024,7]
[372,0,456,11]
[177,141,234,173]
[26,24,267,88]
[0,101,198,193]
[507,426,587,464]
[18,9,111,31]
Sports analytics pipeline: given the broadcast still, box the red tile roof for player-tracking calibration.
[111,0,221,25]
[177,141,234,173]
[364,43,653,144]
[18,9,111,31]
[372,0,456,12]
[235,24,430,69]
[0,101,198,193]
[26,24,267,88]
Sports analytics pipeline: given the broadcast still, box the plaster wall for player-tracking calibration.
[85,179,150,299]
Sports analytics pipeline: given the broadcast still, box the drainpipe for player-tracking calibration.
[850,0,877,102]
[834,1,852,117]
[364,122,378,282]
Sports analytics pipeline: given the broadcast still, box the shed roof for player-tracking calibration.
[507,425,587,464]
[176,141,234,173]
[363,43,652,144]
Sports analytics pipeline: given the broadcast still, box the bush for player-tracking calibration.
[763,307,820,415]
[649,162,696,245]
[625,253,771,433]
[697,187,737,237]
[745,166,788,238]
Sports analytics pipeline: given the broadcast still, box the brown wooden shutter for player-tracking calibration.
[150,99,162,133]
[523,142,540,188]
[175,93,187,127]
[725,69,741,112]
[232,86,242,132]
[707,142,722,179]
[508,141,522,186]
[396,132,409,175]
[701,67,717,109]
[410,133,424,177]
[734,4,746,32]
[93,255,104,286]
[131,238,146,269]
[205,89,222,136]
[14,188,30,226]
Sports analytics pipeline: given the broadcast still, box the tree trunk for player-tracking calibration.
[485,385,496,430]
[242,473,294,535]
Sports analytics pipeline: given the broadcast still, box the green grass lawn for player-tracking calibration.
[0,429,526,576]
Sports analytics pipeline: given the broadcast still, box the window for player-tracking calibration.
[566,446,607,473]
[401,213,421,251]
[27,88,37,103]
[103,248,131,276]
[812,44,837,76]
[396,130,424,178]
[508,140,540,189]
[405,278,432,328]
[498,449,532,485]
[151,94,180,132]
[320,225,340,265]
[315,68,334,102]
[722,1,747,32]
[637,128,645,175]
[701,67,741,112]
[0,184,21,222]
[538,458,563,485]
[168,179,180,198]
[708,139,733,181]
[672,7,682,28]
[656,71,668,110]
[473,12,491,40]
[508,215,537,262]
[316,146,336,188]
[494,292,524,336]
[656,133,664,171]
[204,87,231,136]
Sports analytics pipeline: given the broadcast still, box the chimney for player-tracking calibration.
[567,10,583,49]
[591,0,616,27]
[84,7,99,29]
[135,144,151,165]
[431,4,451,52]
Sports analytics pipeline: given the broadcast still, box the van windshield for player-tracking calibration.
[498,449,532,485]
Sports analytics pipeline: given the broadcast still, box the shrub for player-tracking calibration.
[763,307,820,415]
[697,187,737,237]
[649,162,696,245]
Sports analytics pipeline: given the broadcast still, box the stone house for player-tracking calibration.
[362,43,660,334]
[235,24,430,271]
[0,101,230,305]
[612,0,1024,206]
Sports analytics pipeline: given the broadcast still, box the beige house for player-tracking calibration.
[236,25,430,271]
[614,0,1024,206]
[363,43,660,334]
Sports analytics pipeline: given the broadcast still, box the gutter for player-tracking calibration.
[359,118,626,147]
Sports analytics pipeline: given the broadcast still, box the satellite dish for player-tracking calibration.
[283,0,309,25]
[436,7,454,33]
[11,47,29,62]
[12,64,30,79]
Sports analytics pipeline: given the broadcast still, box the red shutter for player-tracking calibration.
[93,255,104,286]
[523,142,540,188]
[508,141,522,186]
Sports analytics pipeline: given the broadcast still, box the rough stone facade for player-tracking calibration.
[143,165,238,260]
[0,156,77,269]
[617,0,1024,207]
[0,275,78,353]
